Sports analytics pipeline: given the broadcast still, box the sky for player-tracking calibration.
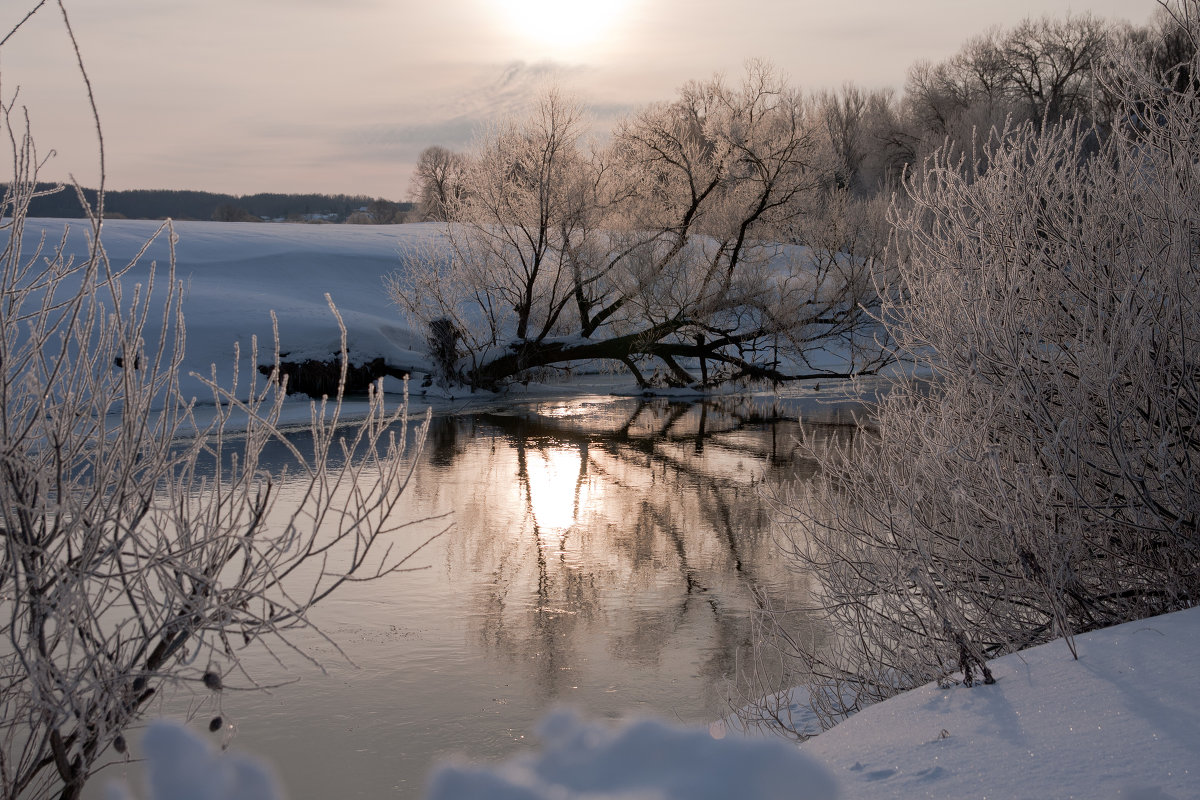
[0,0,1160,201]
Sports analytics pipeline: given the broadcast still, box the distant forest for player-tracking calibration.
[14,184,414,223]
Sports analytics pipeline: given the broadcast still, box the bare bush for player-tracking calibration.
[0,11,433,798]
[761,39,1200,735]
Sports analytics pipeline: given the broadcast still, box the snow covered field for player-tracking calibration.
[21,218,435,408]
[18,217,692,434]
[18,217,854,425]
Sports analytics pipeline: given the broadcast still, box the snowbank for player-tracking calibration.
[426,606,1198,800]
[436,609,1199,800]
[801,607,1200,799]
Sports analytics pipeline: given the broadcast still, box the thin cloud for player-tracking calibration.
[341,61,599,154]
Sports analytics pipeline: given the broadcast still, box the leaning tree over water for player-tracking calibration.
[391,64,894,391]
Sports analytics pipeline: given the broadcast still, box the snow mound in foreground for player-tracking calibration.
[106,720,282,800]
[425,710,838,800]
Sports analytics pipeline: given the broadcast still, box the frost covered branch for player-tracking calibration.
[0,8,432,799]
[754,34,1200,735]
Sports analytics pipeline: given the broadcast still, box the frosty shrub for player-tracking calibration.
[760,37,1200,733]
[0,12,432,798]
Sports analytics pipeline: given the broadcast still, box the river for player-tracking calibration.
[94,393,857,799]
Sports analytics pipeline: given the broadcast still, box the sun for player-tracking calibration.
[492,0,629,57]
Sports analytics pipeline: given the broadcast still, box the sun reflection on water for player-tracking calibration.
[523,445,596,536]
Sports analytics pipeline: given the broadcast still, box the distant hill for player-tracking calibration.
[11,184,414,223]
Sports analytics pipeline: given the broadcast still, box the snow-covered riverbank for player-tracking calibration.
[16,217,865,434]
[801,606,1200,799]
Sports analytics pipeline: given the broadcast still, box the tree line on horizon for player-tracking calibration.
[13,183,414,223]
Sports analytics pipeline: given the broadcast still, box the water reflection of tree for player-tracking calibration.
[425,397,850,712]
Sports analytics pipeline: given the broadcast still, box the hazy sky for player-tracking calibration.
[1,1,1159,200]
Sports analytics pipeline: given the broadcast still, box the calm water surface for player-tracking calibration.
[99,394,855,799]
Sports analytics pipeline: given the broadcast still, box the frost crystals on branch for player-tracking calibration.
[753,23,1200,737]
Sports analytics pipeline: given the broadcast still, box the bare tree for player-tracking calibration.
[1144,0,1200,91]
[390,64,893,390]
[904,30,1022,142]
[758,36,1200,736]
[815,84,910,195]
[391,88,596,380]
[449,87,591,344]
[900,13,1117,180]
[409,145,467,222]
[998,14,1113,121]
[0,8,433,799]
